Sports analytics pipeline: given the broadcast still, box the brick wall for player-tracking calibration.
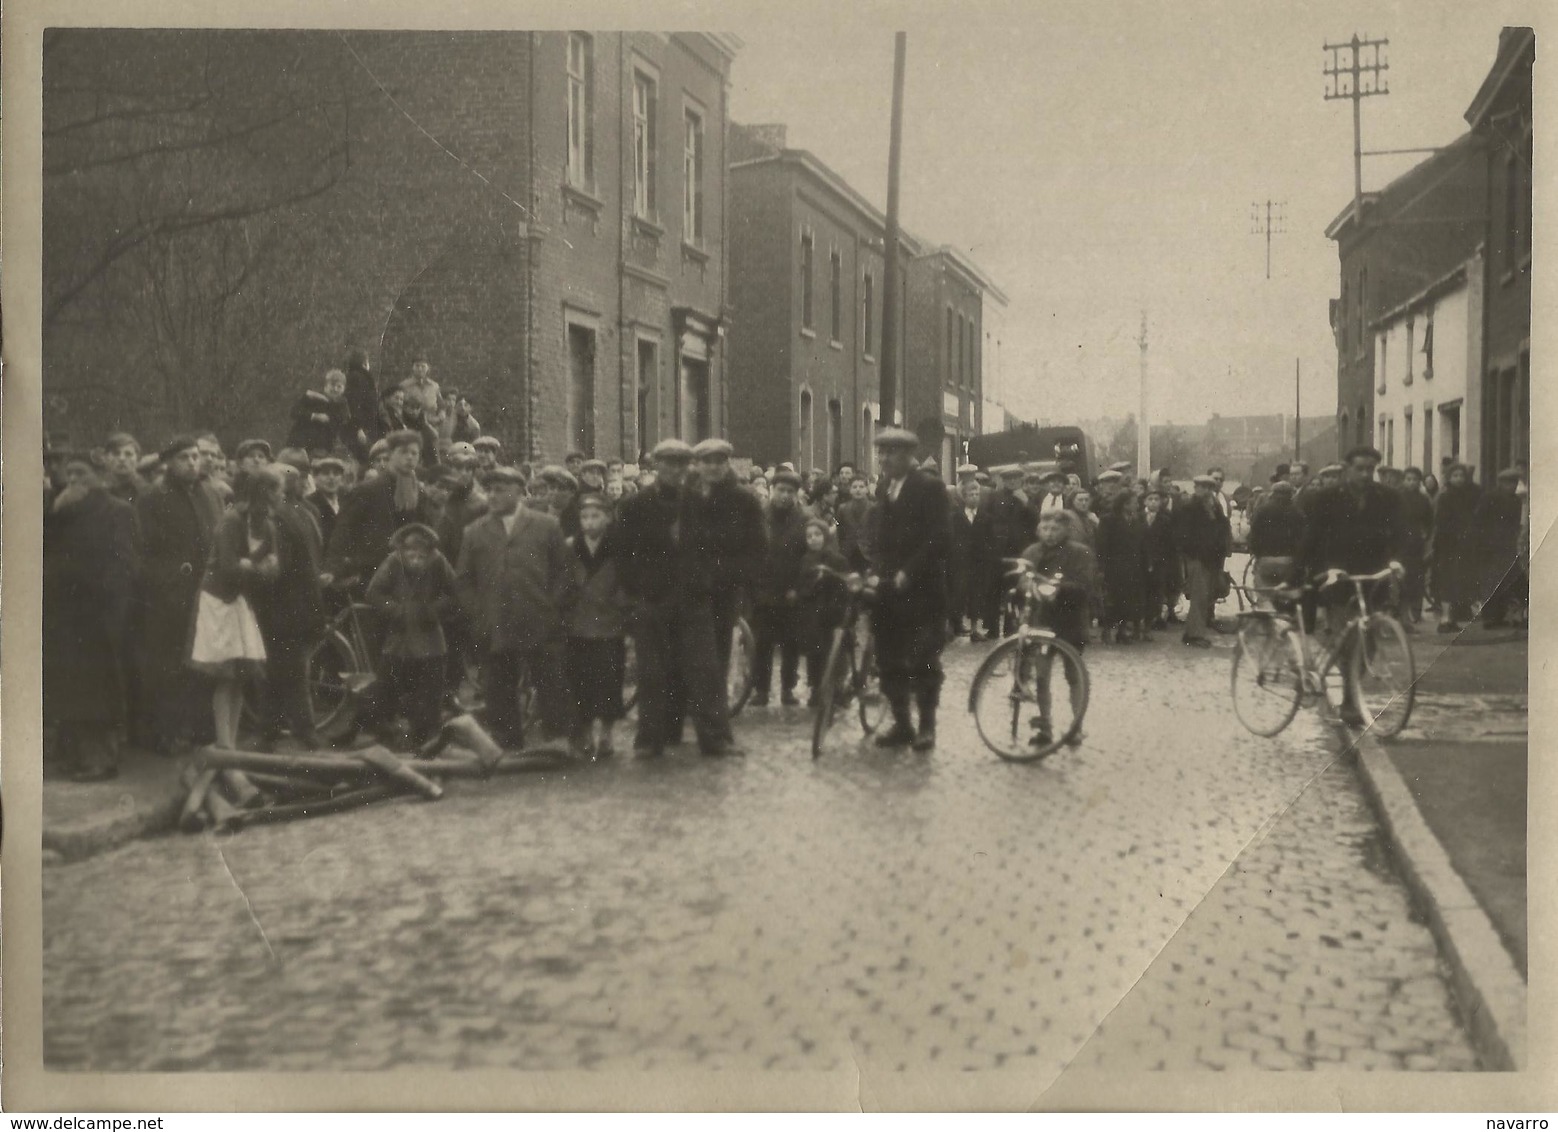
[42,29,731,462]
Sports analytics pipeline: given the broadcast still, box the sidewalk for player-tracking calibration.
[1342,614,1528,1069]
[42,746,190,864]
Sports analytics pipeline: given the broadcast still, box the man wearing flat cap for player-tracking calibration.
[868,428,951,750]
[473,435,502,474]
[976,464,1038,636]
[536,465,582,537]
[692,437,767,683]
[615,438,741,758]
[1172,474,1229,648]
[325,429,440,590]
[134,434,226,753]
[455,466,577,748]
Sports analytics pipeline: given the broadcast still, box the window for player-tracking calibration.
[682,106,704,242]
[1376,333,1387,395]
[1356,267,1367,359]
[800,229,814,330]
[968,320,977,390]
[679,356,710,441]
[1505,154,1520,268]
[1404,405,1413,467]
[567,323,596,455]
[1423,405,1434,471]
[1356,402,1367,446]
[828,399,843,473]
[956,314,965,387]
[1340,278,1350,355]
[946,307,955,380]
[632,71,657,219]
[798,388,814,470]
[1442,403,1461,463]
[829,249,842,342]
[1387,417,1395,466]
[566,34,594,189]
[636,338,657,458]
[1422,305,1435,379]
[862,271,875,358]
[1404,318,1414,386]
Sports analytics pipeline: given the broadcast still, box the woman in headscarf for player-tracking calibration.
[1428,462,1482,632]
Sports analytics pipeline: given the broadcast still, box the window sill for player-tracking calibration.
[681,240,710,264]
[829,339,843,351]
[562,182,604,212]
[632,214,666,239]
[800,327,817,340]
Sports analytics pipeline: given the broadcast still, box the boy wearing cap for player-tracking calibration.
[355,524,459,750]
[102,432,146,506]
[308,457,347,548]
[564,493,629,758]
[325,430,439,591]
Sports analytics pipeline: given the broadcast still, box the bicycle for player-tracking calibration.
[1230,567,1414,739]
[241,591,378,737]
[967,558,1091,762]
[809,565,887,758]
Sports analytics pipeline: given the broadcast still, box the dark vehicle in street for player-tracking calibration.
[967,425,1094,482]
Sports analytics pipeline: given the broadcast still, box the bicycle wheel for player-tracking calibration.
[855,631,887,736]
[810,628,853,759]
[969,635,1089,762]
[727,616,756,716]
[1230,616,1304,736]
[1349,613,1415,738]
[306,630,360,734]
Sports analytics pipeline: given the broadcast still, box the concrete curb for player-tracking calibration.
[1337,722,1527,1070]
[42,782,186,865]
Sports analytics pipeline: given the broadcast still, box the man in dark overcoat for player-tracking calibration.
[692,438,767,681]
[615,439,741,758]
[325,430,439,589]
[748,468,811,706]
[45,453,140,779]
[868,428,952,750]
[975,465,1038,635]
[134,435,225,753]
[1298,446,1408,724]
[1173,475,1228,648]
[454,466,577,747]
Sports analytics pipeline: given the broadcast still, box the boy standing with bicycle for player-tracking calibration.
[1020,511,1097,749]
[795,517,851,707]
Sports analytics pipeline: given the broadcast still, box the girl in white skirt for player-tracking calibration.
[190,465,283,748]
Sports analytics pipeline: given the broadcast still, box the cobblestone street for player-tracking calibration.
[42,634,1478,1076]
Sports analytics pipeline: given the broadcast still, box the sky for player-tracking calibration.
[725,0,1538,428]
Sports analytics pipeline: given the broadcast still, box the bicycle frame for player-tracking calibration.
[1234,568,1397,695]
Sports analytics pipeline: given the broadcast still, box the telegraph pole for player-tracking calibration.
[1295,357,1302,461]
[1250,199,1285,279]
[879,32,907,428]
[1324,34,1390,224]
[1137,311,1149,477]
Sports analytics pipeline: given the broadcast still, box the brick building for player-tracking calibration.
[1464,27,1533,473]
[905,247,1008,480]
[42,30,738,460]
[1325,132,1486,460]
[726,125,917,472]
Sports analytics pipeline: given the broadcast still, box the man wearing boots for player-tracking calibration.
[867,428,951,751]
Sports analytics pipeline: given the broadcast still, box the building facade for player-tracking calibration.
[43,30,737,460]
[1325,132,1486,460]
[1465,26,1533,474]
[1371,256,1481,475]
[905,248,1008,479]
[726,126,914,472]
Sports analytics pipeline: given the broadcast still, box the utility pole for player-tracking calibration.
[1137,311,1149,477]
[1249,199,1285,279]
[1295,357,1302,461]
[1324,33,1390,225]
[879,32,907,429]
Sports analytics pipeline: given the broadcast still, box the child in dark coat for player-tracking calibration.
[360,523,458,750]
[795,517,852,705]
[565,493,630,759]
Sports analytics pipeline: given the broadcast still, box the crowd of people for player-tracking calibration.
[43,350,1531,780]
